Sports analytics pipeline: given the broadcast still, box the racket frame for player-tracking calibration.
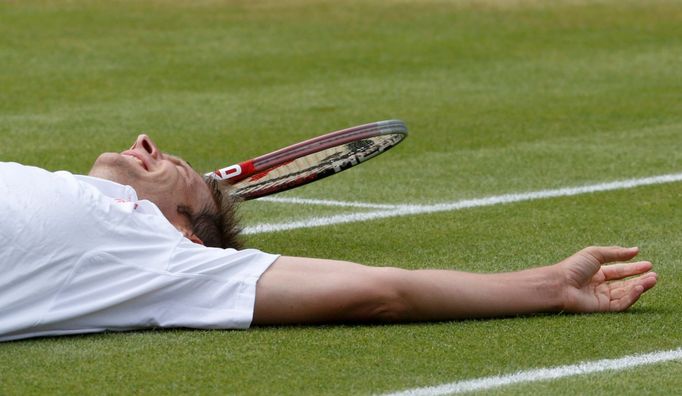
[206,119,407,199]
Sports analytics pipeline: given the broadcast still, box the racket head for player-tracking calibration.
[208,119,407,200]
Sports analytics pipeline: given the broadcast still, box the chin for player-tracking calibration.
[88,153,136,185]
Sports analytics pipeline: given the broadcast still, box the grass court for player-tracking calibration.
[1,0,681,394]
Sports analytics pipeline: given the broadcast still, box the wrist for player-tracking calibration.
[531,265,565,312]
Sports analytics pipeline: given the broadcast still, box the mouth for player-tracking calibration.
[121,150,150,171]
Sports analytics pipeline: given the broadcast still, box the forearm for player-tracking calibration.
[386,266,564,321]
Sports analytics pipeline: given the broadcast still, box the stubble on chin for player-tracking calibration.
[88,153,138,185]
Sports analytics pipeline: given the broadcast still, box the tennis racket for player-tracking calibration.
[206,119,408,200]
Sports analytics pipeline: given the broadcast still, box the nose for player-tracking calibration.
[131,134,160,159]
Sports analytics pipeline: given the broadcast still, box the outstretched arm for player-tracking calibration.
[252,246,657,325]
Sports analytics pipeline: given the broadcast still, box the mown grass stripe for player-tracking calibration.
[244,172,682,234]
[382,347,682,395]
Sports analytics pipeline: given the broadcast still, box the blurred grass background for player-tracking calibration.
[1,1,681,394]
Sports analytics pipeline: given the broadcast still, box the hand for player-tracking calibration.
[558,246,657,313]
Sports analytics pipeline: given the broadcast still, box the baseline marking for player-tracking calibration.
[257,196,404,209]
[244,172,682,234]
[382,347,682,395]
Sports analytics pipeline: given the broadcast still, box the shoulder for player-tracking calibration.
[0,161,178,249]
[0,162,85,211]
[168,238,279,280]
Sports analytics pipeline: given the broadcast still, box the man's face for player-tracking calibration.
[89,134,215,233]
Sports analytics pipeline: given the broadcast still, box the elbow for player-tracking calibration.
[361,267,412,323]
[369,294,410,322]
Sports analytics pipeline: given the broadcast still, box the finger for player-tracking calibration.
[609,272,658,294]
[601,261,653,281]
[637,272,658,291]
[609,274,657,306]
[610,285,645,311]
[582,246,639,265]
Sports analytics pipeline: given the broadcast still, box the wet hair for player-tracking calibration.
[180,177,243,249]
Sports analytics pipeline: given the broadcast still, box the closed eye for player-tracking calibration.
[168,155,190,169]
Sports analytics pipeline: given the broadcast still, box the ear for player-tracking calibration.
[175,225,205,245]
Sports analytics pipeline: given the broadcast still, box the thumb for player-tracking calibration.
[578,246,639,265]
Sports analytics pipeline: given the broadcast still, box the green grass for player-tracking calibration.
[1,0,682,394]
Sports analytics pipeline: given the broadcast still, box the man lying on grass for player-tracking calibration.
[0,135,658,341]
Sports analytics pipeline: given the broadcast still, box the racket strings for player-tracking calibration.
[232,134,401,198]
[234,146,358,196]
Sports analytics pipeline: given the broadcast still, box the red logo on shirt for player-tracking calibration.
[114,199,139,210]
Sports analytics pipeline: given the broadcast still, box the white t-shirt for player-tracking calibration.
[0,162,278,342]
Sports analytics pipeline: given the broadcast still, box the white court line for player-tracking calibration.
[382,347,682,396]
[257,196,404,209]
[244,172,682,234]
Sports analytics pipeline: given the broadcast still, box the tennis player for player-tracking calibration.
[0,135,658,341]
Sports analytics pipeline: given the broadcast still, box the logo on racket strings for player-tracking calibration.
[331,136,398,173]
